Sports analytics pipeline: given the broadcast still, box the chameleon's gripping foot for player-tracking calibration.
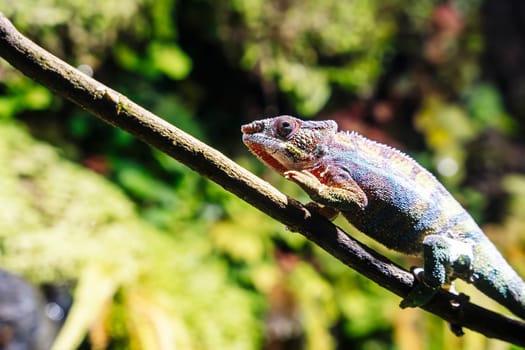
[400,268,469,337]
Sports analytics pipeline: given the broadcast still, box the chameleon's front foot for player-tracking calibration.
[284,170,323,194]
[284,170,368,210]
[400,268,439,309]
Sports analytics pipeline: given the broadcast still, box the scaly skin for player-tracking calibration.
[241,115,525,319]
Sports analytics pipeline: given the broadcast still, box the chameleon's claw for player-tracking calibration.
[412,267,425,282]
[449,292,469,309]
[300,206,312,219]
[284,170,321,186]
[400,285,438,309]
[448,293,469,336]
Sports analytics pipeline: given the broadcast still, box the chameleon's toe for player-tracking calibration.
[400,284,437,309]
[284,170,321,188]
[400,269,439,309]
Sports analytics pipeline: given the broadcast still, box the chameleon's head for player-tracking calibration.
[241,115,338,174]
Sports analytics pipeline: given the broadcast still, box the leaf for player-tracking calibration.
[51,267,117,350]
[148,42,192,80]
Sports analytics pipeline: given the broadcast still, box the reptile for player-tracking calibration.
[241,115,525,319]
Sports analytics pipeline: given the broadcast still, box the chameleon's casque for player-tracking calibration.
[242,115,525,319]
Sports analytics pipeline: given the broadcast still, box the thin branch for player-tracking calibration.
[0,13,523,346]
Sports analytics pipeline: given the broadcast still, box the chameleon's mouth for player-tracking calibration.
[241,128,289,174]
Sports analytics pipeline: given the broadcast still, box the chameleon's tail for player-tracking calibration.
[471,240,525,319]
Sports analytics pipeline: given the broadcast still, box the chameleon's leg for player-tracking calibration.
[284,170,368,210]
[400,235,473,308]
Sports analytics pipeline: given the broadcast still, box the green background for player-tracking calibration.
[0,0,524,349]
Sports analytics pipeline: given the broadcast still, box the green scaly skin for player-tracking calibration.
[241,115,525,319]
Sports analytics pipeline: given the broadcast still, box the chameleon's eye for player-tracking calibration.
[274,116,298,139]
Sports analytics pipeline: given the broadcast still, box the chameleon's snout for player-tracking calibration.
[241,121,265,135]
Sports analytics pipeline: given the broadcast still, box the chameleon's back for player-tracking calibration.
[328,128,525,319]
[331,131,483,255]
[332,128,525,319]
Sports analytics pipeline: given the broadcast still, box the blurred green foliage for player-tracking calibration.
[223,0,396,115]
[0,121,262,349]
[0,0,524,349]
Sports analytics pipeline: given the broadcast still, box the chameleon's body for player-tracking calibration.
[241,115,525,319]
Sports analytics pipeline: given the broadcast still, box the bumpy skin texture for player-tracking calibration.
[242,115,525,318]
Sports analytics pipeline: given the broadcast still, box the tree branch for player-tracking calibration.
[0,13,523,346]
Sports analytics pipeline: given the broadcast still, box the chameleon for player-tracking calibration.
[241,115,525,319]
